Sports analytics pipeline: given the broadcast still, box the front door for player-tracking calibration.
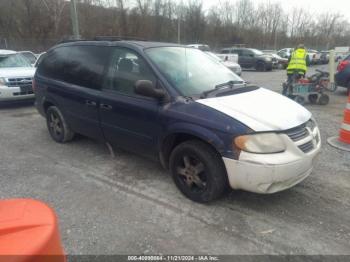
[240,49,255,68]
[99,47,163,158]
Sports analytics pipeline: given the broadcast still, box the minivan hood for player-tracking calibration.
[0,67,36,78]
[197,87,311,132]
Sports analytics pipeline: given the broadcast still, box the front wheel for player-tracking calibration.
[169,140,228,203]
[46,106,75,143]
[256,62,266,72]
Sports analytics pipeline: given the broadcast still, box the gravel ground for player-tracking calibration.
[0,65,349,255]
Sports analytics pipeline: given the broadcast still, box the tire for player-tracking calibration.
[169,140,228,203]
[46,106,75,143]
[308,94,318,104]
[294,95,305,105]
[256,62,266,72]
[318,94,330,105]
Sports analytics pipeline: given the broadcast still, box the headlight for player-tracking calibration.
[265,57,272,62]
[0,77,6,86]
[234,133,286,154]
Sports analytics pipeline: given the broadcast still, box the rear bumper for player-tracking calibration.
[0,86,34,101]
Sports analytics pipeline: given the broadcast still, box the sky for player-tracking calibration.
[201,0,350,21]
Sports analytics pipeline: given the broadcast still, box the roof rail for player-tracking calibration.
[93,36,147,41]
[56,38,86,45]
[56,36,148,45]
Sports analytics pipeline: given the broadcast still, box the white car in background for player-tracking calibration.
[307,49,321,65]
[186,45,241,75]
[204,51,242,76]
[277,48,293,59]
[19,51,38,66]
[187,44,211,52]
[0,50,36,102]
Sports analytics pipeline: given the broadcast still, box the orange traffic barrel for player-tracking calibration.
[0,199,65,262]
[328,94,350,151]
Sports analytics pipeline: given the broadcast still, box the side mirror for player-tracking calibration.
[135,80,166,99]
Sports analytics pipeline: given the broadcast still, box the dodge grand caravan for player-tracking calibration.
[34,40,321,203]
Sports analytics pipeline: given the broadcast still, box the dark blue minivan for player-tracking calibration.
[34,40,321,202]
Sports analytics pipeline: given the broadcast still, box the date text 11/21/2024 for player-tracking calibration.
[127,255,220,261]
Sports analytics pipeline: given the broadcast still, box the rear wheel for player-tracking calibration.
[46,106,75,143]
[169,140,228,203]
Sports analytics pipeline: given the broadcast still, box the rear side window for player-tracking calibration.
[232,49,242,55]
[37,45,110,89]
[242,50,253,57]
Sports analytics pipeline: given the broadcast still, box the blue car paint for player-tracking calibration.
[35,41,252,163]
[159,98,251,158]
[336,68,350,88]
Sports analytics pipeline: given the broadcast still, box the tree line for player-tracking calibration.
[0,0,349,52]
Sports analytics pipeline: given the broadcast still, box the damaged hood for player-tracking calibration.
[197,87,311,132]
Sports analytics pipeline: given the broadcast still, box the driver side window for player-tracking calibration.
[103,48,156,96]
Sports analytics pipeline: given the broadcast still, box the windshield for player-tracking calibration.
[146,47,243,97]
[0,53,32,68]
[21,52,37,64]
[251,49,264,56]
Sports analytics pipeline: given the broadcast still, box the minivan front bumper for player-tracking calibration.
[223,126,321,194]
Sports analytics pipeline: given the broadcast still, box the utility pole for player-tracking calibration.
[70,0,80,39]
[177,17,181,44]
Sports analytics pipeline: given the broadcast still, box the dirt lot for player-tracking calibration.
[0,65,350,255]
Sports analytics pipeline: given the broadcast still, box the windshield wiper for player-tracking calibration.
[201,80,245,98]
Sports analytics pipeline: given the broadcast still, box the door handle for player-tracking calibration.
[85,100,97,107]
[100,103,113,110]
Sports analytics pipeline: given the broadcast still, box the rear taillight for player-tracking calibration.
[337,60,350,72]
[32,79,36,93]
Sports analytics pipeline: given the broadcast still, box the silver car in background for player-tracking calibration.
[0,50,36,102]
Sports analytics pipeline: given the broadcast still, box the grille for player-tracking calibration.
[6,77,33,87]
[283,119,318,154]
[285,124,309,141]
[298,140,314,153]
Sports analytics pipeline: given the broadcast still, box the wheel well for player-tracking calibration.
[43,101,54,115]
[160,133,220,169]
